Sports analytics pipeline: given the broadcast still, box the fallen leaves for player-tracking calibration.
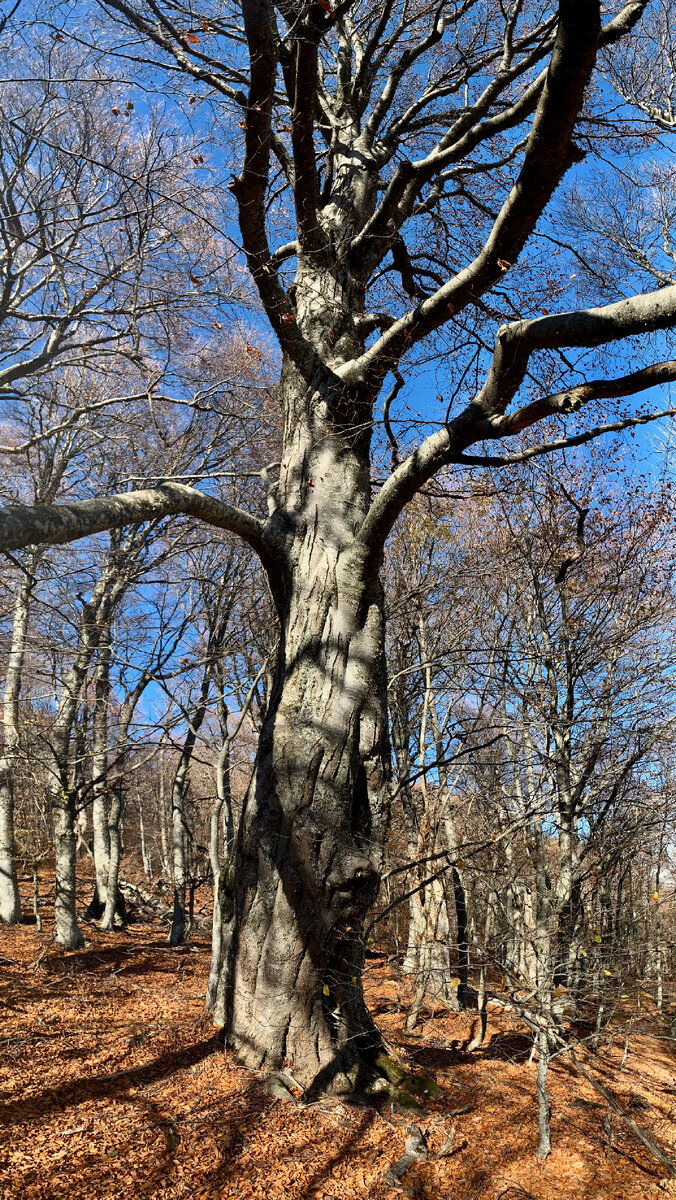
[2,868,674,1200]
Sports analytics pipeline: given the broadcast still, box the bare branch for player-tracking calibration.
[0,483,269,559]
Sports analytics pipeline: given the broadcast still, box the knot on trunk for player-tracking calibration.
[326,851,379,913]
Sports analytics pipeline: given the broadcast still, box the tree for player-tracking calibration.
[3,0,676,1089]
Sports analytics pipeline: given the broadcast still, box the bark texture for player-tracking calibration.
[208,359,391,1088]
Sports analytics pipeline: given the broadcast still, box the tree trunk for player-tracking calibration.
[169,606,229,946]
[100,786,124,930]
[47,559,127,948]
[0,549,40,923]
[535,1029,552,1160]
[208,360,391,1089]
[169,767,188,946]
[52,768,84,949]
[85,625,112,921]
[0,760,22,924]
[157,746,171,878]
[138,791,152,879]
[207,703,234,1007]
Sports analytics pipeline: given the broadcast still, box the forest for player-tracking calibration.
[1,1,676,1197]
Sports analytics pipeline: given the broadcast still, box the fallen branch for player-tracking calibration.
[384,1123,428,1187]
[568,1048,676,1178]
[436,1126,461,1158]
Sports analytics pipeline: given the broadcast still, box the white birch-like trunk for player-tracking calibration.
[100,787,123,930]
[0,550,40,923]
[87,625,111,919]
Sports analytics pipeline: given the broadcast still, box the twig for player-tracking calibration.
[31,935,55,971]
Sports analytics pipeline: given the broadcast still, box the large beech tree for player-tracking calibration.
[3,0,676,1089]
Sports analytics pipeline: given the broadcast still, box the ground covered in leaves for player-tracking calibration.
[2,871,676,1200]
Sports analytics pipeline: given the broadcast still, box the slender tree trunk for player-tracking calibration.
[100,786,124,930]
[47,560,126,948]
[403,887,426,975]
[208,360,391,1089]
[157,746,171,878]
[0,549,40,923]
[138,791,152,879]
[207,703,233,1007]
[535,1029,552,1160]
[86,625,112,920]
[170,764,189,946]
[169,609,229,945]
[100,680,147,931]
[32,856,42,932]
[51,754,84,949]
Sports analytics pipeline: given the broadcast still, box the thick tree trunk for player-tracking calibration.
[208,360,391,1089]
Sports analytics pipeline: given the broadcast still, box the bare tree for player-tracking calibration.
[2,0,676,1089]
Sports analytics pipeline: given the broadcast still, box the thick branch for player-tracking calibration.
[0,483,269,559]
[359,369,676,555]
[231,0,303,356]
[476,286,676,417]
[453,407,676,467]
[281,12,327,254]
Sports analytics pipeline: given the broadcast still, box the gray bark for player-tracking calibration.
[0,549,39,923]
[47,553,129,947]
[535,1029,552,1160]
[169,604,231,946]
[99,676,150,930]
[86,624,112,920]
[157,745,171,878]
[207,666,263,1006]
[100,786,123,930]
[208,362,391,1087]
[2,0,672,1091]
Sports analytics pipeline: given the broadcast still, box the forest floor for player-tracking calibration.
[2,868,676,1200]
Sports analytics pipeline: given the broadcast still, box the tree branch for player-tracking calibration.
[0,483,269,560]
[230,0,303,358]
[475,286,676,417]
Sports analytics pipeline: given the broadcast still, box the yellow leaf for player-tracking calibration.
[652,891,659,902]
[450,977,461,989]
[351,976,357,985]
[603,970,612,976]
[322,984,330,996]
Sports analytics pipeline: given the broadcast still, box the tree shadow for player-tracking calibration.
[296,1111,374,1199]
[36,941,203,978]
[0,1032,222,1126]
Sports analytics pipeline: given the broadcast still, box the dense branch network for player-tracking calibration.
[3,0,676,559]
